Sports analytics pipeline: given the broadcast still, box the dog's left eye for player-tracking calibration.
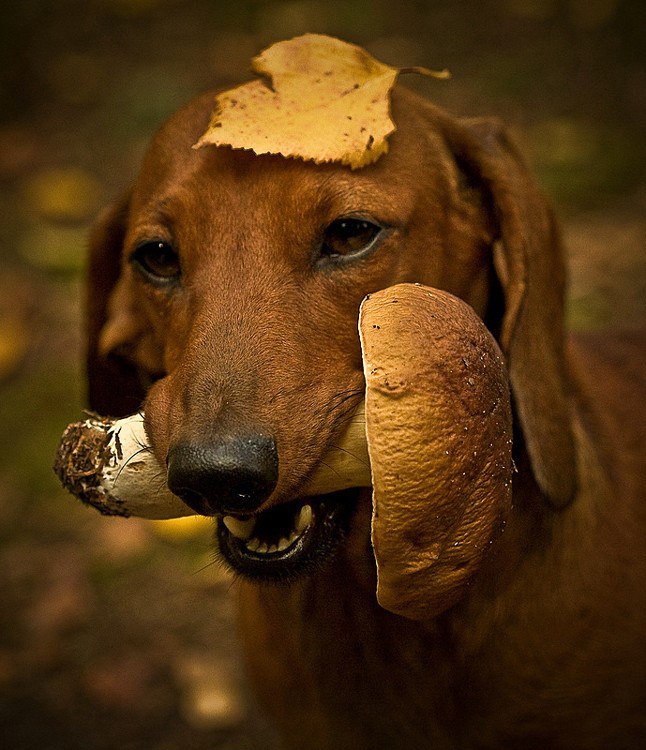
[131,241,181,282]
[320,218,383,261]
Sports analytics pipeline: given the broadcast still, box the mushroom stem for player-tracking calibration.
[54,404,370,520]
[302,406,371,495]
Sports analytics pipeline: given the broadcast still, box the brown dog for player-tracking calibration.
[86,85,645,748]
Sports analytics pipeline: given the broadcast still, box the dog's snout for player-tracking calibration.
[167,434,278,516]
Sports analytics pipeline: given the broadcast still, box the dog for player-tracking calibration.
[86,84,645,748]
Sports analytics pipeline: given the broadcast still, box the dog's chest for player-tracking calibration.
[237,570,462,749]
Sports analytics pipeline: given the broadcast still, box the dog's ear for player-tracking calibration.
[444,117,576,508]
[86,194,149,417]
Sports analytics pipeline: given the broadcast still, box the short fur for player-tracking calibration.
[87,86,645,749]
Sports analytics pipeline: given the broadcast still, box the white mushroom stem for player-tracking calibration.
[55,403,370,520]
[99,413,194,519]
[302,408,370,495]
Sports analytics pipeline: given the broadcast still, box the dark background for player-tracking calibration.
[1,1,644,748]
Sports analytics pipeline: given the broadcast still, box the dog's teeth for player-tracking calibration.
[276,536,291,552]
[296,504,313,533]
[223,515,255,540]
[238,503,315,558]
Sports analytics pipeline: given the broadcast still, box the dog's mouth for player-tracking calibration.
[216,490,357,582]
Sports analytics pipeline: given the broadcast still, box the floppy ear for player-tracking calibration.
[443,117,577,508]
[86,194,148,417]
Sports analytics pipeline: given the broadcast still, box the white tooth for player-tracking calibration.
[223,515,255,540]
[245,538,261,552]
[267,544,278,554]
[256,543,270,554]
[276,537,291,552]
[296,504,313,533]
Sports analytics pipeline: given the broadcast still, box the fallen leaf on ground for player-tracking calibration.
[94,517,153,563]
[195,33,448,169]
[25,551,93,636]
[23,167,102,222]
[173,653,246,730]
[19,224,88,273]
[82,653,156,711]
[0,316,31,381]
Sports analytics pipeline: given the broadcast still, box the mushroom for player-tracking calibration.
[55,283,512,617]
[54,407,370,520]
[359,284,512,619]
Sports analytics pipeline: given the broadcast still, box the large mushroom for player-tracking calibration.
[359,284,512,619]
[55,283,512,617]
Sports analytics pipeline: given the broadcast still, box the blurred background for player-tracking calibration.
[0,1,644,748]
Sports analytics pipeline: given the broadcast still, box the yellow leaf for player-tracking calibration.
[23,167,102,222]
[0,316,31,380]
[194,34,448,170]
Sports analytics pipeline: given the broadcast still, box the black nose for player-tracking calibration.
[167,434,278,516]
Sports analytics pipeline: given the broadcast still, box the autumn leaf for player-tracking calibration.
[194,34,449,169]
[23,167,102,222]
[0,316,31,381]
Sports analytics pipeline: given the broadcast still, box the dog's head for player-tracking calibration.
[87,86,575,582]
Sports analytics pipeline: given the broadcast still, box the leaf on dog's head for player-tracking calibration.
[194,34,449,169]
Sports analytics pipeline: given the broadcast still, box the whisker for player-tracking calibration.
[154,476,170,495]
[114,446,151,483]
[192,558,218,575]
[327,444,370,468]
[319,460,343,480]
[327,387,363,405]
[333,401,364,421]
[317,389,363,420]
[330,397,363,429]
[150,467,166,483]
[133,435,152,452]
[328,386,364,400]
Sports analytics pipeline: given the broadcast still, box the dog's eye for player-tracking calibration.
[320,218,383,261]
[131,241,181,282]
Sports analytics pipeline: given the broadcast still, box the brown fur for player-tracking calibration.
[87,86,645,748]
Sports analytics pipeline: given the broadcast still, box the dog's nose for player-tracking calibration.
[167,434,278,516]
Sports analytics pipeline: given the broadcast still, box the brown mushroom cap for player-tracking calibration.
[359,283,513,620]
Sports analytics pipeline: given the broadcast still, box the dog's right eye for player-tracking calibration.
[317,217,386,265]
[130,241,181,282]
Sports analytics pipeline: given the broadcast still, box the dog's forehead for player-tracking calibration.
[132,87,450,216]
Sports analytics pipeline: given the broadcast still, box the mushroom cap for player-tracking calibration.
[359,283,513,620]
